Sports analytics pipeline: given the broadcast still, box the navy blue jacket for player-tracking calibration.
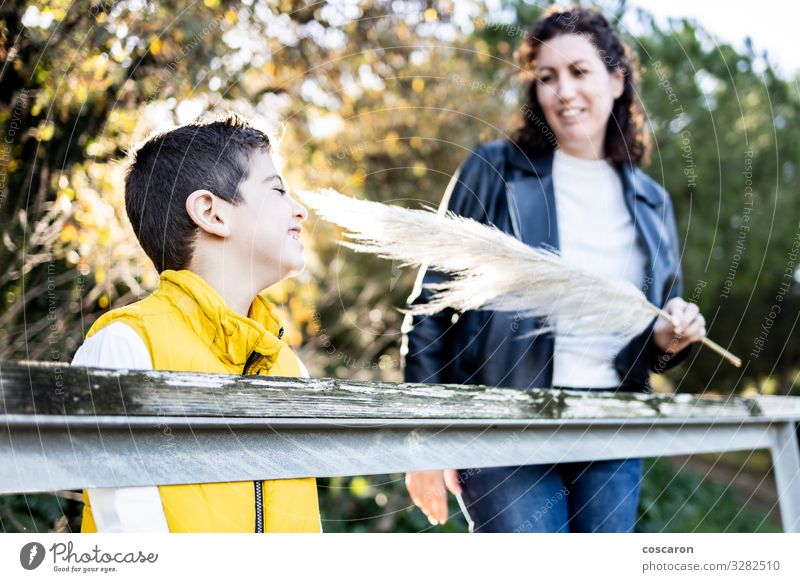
[402,141,688,392]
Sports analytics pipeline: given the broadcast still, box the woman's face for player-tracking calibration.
[534,33,624,160]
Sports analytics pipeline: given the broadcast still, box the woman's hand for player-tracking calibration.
[653,297,706,355]
[405,469,462,525]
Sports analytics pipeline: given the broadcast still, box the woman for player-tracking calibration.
[402,6,706,533]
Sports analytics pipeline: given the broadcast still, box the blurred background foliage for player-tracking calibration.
[0,0,797,532]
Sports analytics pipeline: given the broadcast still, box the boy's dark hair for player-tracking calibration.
[125,113,271,272]
[513,5,647,166]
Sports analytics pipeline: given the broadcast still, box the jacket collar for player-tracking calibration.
[157,270,286,373]
[616,163,663,208]
[505,143,662,208]
[505,142,554,176]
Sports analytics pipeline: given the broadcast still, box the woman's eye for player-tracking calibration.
[572,68,586,77]
[274,188,287,196]
[538,74,554,84]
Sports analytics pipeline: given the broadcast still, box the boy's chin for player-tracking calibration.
[260,259,306,290]
[281,259,306,279]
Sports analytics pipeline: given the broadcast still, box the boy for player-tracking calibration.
[72,113,320,532]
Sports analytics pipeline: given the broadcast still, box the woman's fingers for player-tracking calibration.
[405,470,450,525]
[683,314,706,342]
[429,495,447,524]
[684,302,700,317]
[443,469,463,495]
[673,303,704,343]
[655,298,707,352]
[665,297,687,333]
[680,303,700,333]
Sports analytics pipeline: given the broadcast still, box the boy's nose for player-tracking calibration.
[294,199,308,221]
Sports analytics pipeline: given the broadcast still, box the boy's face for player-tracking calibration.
[230,149,307,284]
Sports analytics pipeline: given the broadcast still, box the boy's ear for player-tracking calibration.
[186,189,232,238]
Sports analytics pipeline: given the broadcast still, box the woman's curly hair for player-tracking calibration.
[512,5,648,166]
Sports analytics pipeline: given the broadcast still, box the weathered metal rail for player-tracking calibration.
[1,360,799,531]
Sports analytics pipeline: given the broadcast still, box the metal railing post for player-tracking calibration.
[770,421,800,532]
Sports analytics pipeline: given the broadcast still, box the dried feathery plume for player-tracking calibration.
[299,188,741,367]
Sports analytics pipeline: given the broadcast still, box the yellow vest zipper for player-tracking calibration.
[243,327,283,533]
[243,351,265,533]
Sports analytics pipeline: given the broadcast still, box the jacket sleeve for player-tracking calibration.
[648,191,692,372]
[401,146,497,384]
[615,184,691,381]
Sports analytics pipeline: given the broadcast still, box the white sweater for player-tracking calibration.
[551,149,647,388]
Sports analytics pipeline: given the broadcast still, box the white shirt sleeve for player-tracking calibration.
[296,355,310,378]
[72,322,169,533]
[72,322,153,370]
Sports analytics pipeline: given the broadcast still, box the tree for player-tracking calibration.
[1,0,797,532]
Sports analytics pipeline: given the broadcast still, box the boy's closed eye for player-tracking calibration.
[264,174,287,195]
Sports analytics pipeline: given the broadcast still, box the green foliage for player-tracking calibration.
[637,457,780,533]
[633,15,800,392]
[318,475,468,533]
[0,492,82,533]
[316,456,783,533]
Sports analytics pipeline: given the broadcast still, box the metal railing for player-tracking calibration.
[2,361,799,531]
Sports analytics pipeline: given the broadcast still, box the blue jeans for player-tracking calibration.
[458,458,643,532]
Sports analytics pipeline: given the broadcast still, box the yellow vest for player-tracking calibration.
[80,269,321,533]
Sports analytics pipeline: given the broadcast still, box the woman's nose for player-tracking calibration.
[556,76,577,101]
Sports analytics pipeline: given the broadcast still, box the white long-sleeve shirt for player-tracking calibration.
[551,149,648,388]
[72,322,170,532]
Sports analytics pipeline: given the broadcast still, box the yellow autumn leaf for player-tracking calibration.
[36,122,55,142]
[397,23,409,41]
[60,223,78,243]
[284,326,302,347]
[385,131,400,148]
[349,476,371,497]
[351,168,367,186]
[149,37,163,56]
[292,302,316,325]
[267,283,288,303]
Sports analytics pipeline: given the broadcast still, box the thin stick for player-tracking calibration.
[657,310,742,368]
